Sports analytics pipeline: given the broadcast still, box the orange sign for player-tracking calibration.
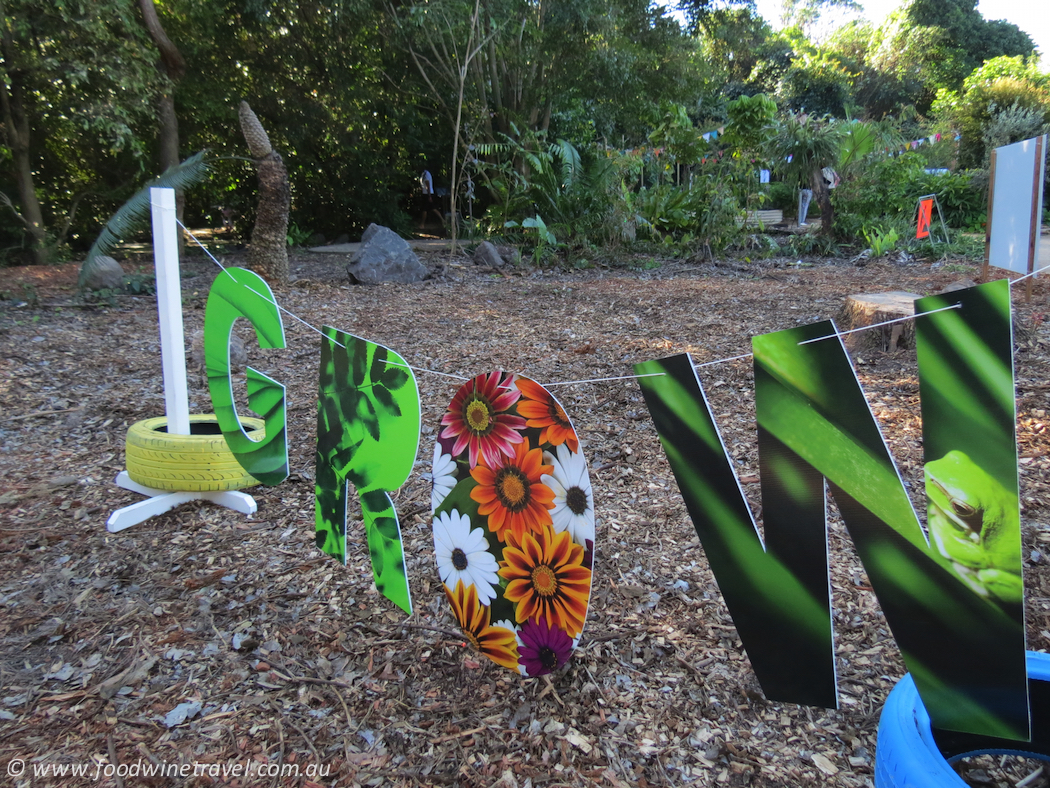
[916,197,933,239]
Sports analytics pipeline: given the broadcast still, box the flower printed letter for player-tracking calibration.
[432,372,595,676]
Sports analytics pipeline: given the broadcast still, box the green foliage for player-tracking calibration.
[285,222,313,248]
[648,103,708,165]
[765,181,796,213]
[778,50,857,117]
[769,114,844,190]
[867,0,1035,113]
[477,129,617,252]
[831,152,984,242]
[724,94,777,151]
[788,232,840,257]
[982,102,1050,160]
[863,225,900,256]
[636,184,694,236]
[505,214,562,264]
[933,55,1050,168]
[0,0,161,258]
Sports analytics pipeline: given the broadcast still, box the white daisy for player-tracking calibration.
[542,444,595,545]
[430,443,458,512]
[433,509,500,604]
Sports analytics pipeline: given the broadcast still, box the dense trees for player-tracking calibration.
[0,0,158,263]
[0,0,1041,264]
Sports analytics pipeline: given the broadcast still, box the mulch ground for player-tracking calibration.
[2,244,1050,788]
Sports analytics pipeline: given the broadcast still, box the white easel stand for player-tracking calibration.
[107,472,257,532]
[106,187,257,533]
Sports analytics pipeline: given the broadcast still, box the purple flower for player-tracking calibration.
[517,617,573,676]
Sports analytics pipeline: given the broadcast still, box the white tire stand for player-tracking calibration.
[107,188,257,533]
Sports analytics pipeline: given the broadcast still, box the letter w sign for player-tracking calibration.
[636,281,1028,741]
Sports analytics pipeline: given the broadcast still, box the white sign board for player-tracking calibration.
[988,135,1046,275]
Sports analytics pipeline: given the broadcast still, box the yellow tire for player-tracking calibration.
[125,414,263,492]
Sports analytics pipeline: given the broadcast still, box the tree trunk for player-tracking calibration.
[239,101,289,285]
[249,152,290,285]
[0,21,46,264]
[811,167,833,236]
[139,0,186,230]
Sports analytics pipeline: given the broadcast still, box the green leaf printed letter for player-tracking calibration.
[204,267,288,485]
[637,292,1027,740]
[315,327,420,614]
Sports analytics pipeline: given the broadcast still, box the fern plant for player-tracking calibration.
[78,151,210,289]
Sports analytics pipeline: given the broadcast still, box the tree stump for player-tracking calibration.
[839,291,923,351]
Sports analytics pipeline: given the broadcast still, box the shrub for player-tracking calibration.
[832,152,984,241]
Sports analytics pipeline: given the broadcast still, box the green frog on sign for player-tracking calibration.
[925,450,1022,605]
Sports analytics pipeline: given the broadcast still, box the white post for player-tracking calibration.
[108,195,258,531]
[151,187,190,435]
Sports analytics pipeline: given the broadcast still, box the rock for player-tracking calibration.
[936,278,978,294]
[188,329,248,373]
[473,241,506,268]
[81,255,124,291]
[495,245,521,266]
[347,224,427,285]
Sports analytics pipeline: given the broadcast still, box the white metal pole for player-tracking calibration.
[151,187,190,435]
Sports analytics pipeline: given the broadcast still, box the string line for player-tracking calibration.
[177,222,469,383]
[1012,264,1050,285]
[173,223,1012,386]
[541,372,666,387]
[797,303,961,345]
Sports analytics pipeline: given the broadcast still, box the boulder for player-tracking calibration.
[495,245,521,266]
[361,223,381,244]
[473,241,506,268]
[81,255,124,291]
[936,278,978,295]
[347,224,427,284]
[189,329,247,373]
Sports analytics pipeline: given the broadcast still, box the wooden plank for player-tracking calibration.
[983,148,996,282]
[1026,135,1044,303]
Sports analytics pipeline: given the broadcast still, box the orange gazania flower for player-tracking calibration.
[471,441,555,543]
[445,579,520,671]
[515,378,579,452]
[499,523,591,639]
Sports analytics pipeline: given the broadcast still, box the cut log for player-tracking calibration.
[839,291,923,352]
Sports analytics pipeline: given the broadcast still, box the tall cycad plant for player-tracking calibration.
[769,113,843,235]
[239,101,289,286]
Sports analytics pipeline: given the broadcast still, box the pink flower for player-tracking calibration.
[441,371,525,468]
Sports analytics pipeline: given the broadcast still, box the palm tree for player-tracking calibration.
[769,113,844,235]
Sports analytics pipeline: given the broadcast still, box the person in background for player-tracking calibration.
[418,167,443,231]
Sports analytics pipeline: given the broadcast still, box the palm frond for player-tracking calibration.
[79,151,211,288]
[551,139,582,188]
